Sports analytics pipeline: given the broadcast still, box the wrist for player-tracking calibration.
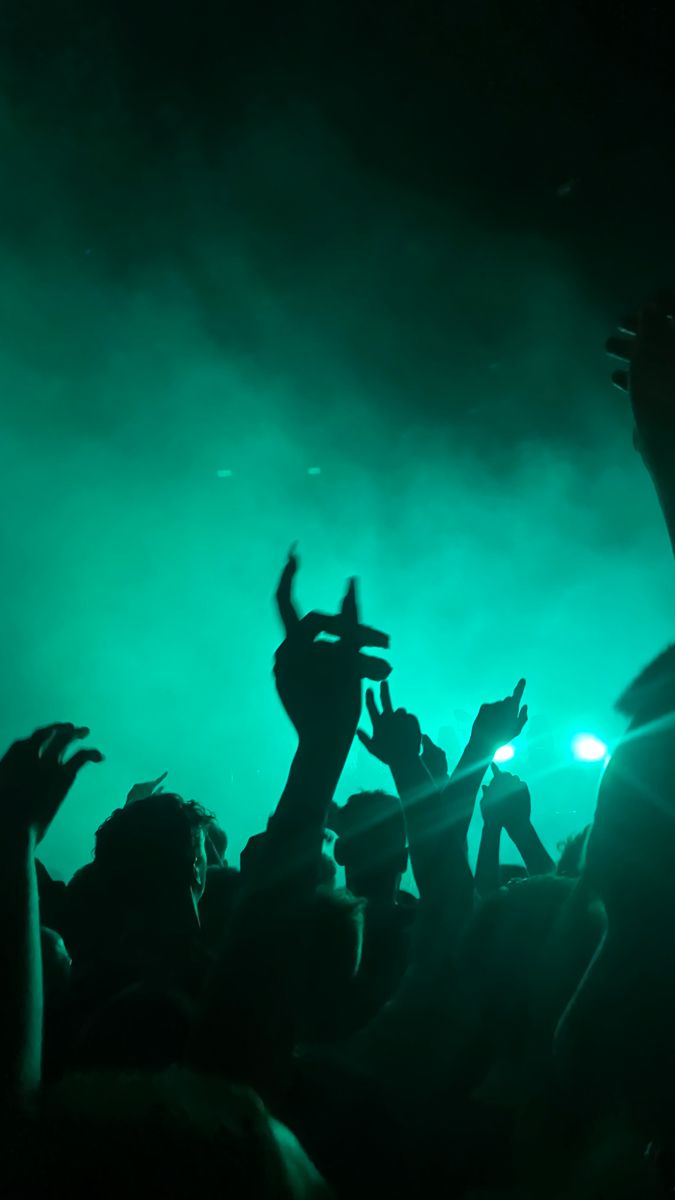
[504,816,532,841]
[467,728,496,763]
[0,824,38,873]
[482,815,503,833]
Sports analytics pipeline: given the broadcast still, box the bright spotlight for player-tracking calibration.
[493,744,515,764]
[572,734,608,762]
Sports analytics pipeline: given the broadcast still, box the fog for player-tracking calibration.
[0,90,672,876]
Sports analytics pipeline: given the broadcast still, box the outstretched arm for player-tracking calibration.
[0,724,103,1101]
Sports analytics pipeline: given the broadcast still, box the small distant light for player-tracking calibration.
[307,467,321,475]
[571,734,608,762]
[493,744,515,764]
[216,469,233,478]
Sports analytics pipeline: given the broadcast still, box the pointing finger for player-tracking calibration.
[365,687,380,726]
[276,551,301,636]
[340,577,359,630]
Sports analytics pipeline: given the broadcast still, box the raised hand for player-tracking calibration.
[126,770,168,807]
[471,679,528,754]
[357,681,422,767]
[608,294,675,470]
[421,733,449,783]
[480,762,531,833]
[274,550,391,746]
[607,294,675,552]
[0,723,104,843]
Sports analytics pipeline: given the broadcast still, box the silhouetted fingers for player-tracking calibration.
[356,729,375,753]
[276,551,301,636]
[28,723,74,753]
[612,369,629,393]
[516,704,529,734]
[334,613,390,649]
[340,577,359,632]
[42,725,87,762]
[606,336,634,362]
[490,761,503,776]
[380,680,394,714]
[64,747,105,779]
[358,654,391,681]
[294,612,389,650]
[365,687,380,727]
[512,679,526,707]
[153,771,168,788]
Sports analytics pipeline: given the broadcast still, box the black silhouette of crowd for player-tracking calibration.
[2,295,675,1198]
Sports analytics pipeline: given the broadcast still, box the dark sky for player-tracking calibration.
[0,0,673,469]
[3,3,674,243]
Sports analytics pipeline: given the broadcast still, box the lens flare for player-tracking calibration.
[493,744,515,764]
[571,733,608,762]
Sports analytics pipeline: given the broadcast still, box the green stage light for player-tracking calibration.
[571,733,608,762]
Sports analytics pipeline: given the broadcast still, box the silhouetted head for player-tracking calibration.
[94,793,214,912]
[331,791,407,902]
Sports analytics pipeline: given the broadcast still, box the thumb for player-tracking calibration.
[356,729,374,753]
[490,760,503,777]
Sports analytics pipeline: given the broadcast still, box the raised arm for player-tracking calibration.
[442,680,529,847]
[356,683,441,898]
[262,553,390,900]
[0,724,103,1102]
[479,762,555,884]
[191,554,390,1090]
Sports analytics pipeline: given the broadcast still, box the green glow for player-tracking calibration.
[493,744,515,764]
[0,109,669,886]
[571,734,608,762]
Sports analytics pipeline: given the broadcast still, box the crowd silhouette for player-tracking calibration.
[2,294,675,1197]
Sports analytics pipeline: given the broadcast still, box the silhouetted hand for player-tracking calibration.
[357,681,422,767]
[0,723,104,843]
[274,550,391,746]
[421,734,448,783]
[607,292,675,474]
[480,762,531,834]
[126,770,168,806]
[471,679,528,753]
